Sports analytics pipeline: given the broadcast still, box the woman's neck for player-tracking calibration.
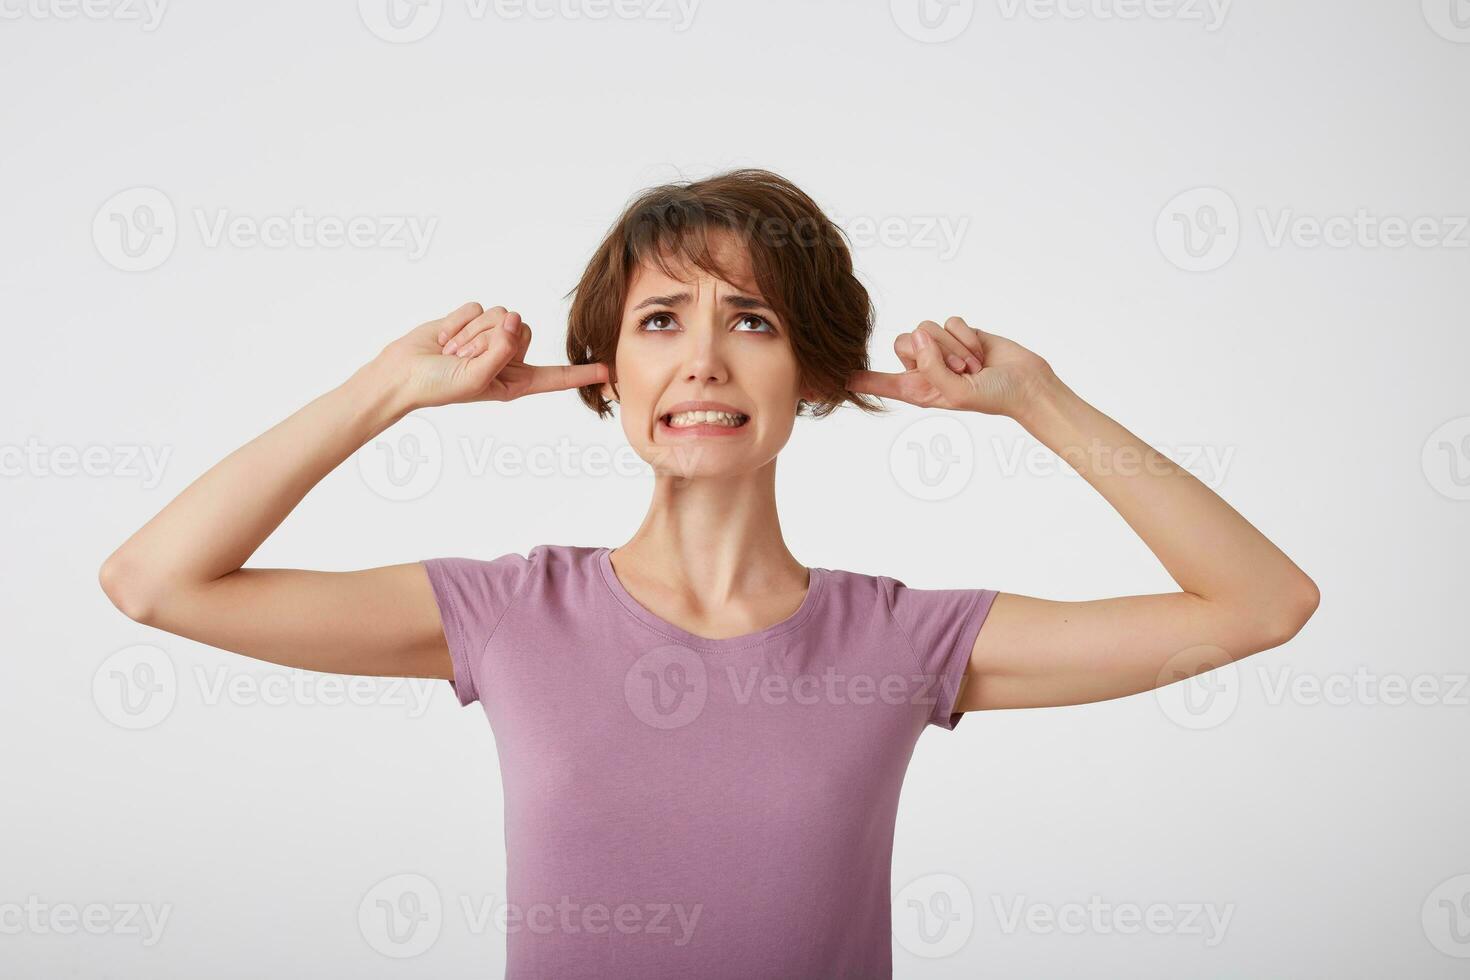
[611,467,808,610]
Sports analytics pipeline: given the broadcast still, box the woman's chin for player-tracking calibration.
[634,443,760,481]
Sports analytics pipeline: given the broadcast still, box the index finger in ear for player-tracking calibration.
[847,369,909,401]
[522,361,611,396]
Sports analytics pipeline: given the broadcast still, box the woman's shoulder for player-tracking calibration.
[435,542,603,566]
[421,543,606,613]
[809,558,898,592]
[528,542,605,558]
[814,561,994,611]
[423,542,602,582]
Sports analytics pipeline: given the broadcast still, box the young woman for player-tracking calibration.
[99,169,1319,978]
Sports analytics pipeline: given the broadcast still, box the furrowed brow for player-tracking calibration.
[723,294,773,312]
[629,291,775,315]
[631,292,692,311]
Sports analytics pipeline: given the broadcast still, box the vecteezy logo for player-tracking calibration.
[1423,874,1470,958]
[356,414,443,502]
[1154,645,1239,730]
[1422,416,1470,501]
[889,414,975,502]
[624,645,707,730]
[93,644,178,729]
[93,187,177,272]
[1156,187,1240,272]
[890,0,975,43]
[1423,0,1470,42]
[892,873,974,958]
[359,873,443,957]
[359,0,443,42]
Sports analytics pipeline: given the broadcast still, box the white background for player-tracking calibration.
[3,0,1468,976]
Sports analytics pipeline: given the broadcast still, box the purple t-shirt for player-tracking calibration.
[422,543,997,979]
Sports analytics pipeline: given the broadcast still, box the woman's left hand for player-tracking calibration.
[848,317,1055,419]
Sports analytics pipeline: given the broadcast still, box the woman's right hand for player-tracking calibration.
[380,301,609,412]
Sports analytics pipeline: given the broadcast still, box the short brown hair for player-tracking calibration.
[565,169,884,419]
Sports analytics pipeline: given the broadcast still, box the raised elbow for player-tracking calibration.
[99,551,161,626]
[1261,575,1320,647]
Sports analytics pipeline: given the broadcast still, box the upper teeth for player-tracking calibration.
[668,410,745,427]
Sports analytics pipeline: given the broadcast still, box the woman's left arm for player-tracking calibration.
[850,317,1320,711]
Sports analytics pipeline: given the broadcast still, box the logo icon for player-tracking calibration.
[890,0,976,43]
[624,645,708,730]
[93,187,177,272]
[889,414,975,501]
[359,873,443,957]
[93,644,177,730]
[893,872,974,958]
[357,414,443,502]
[359,0,443,43]
[1156,187,1240,272]
[1422,416,1470,501]
[1423,874,1470,957]
[1154,645,1239,730]
[1423,0,1470,42]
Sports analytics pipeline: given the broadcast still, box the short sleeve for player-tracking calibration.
[421,553,532,706]
[883,577,999,730]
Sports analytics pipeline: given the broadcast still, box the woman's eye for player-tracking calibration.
[640,313,677,332]
[735,314,773,333]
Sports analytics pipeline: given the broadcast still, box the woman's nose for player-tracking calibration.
[681,312,729,384]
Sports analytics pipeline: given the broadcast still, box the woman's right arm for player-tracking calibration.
[98,301,607,681]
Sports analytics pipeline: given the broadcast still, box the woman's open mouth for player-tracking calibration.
[658,410,750,436]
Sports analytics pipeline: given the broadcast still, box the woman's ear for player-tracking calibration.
[601,376,620,404]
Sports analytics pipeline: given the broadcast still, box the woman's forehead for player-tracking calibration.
[625,250,763,302]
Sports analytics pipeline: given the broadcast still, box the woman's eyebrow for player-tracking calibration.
[723,294,772,312]
[631,292,690,311]
[629,291,773,312]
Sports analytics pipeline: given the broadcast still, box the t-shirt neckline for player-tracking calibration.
[596,546,826,653]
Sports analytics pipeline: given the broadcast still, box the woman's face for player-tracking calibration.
[607,232,812,480]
